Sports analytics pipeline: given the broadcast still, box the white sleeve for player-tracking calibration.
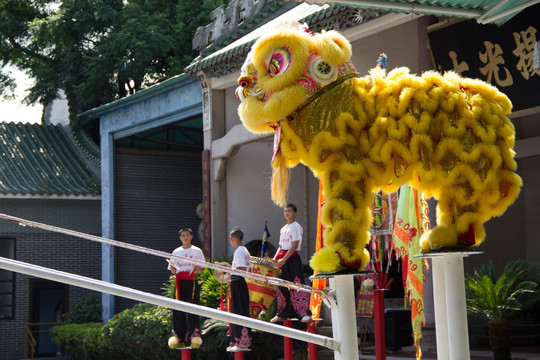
[241,247,251,268]
[197,249,206,262]
[169,249,180,270]
[292,223,303,242]
[233,247,250,269]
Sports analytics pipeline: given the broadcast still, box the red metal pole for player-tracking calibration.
[283,320,293,360]
[307,320,318,360]
[373,289,386,360]
[181,349,190,360]
[234,351,245,360]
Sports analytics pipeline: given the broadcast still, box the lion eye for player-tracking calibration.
[267,49,290,78]
[317,61,332,75]
[308,56,337,84]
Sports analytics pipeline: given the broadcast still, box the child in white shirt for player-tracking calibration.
[227,228,252,352]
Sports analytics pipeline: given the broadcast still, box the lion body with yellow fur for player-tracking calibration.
[236,23,521,273]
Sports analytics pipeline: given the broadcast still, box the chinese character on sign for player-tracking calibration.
[448,51,470,75]
[512,26,540,79]
[479,41,513,87]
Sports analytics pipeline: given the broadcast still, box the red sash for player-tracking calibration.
[175,271,196,300]
[275,250,298,260]
[176,271,195,280]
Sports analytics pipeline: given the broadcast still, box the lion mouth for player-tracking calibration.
[235,85,271,103]
[235,86,245,101]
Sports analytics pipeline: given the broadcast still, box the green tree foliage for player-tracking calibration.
[0,0,228,129]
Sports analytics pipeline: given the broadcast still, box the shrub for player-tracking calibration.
[466,260,540,360]
[200,266,228,310]
[161,273,176,299]
[50,323,106,360]
[102,303,175,360]
[63,293,102,324]
[200,255,232,310]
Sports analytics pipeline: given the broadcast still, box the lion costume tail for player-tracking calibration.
[271,150,290,207]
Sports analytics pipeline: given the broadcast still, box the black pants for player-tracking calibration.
[229,275,252,347]
[173,278,200,343]
[276,254,310,319]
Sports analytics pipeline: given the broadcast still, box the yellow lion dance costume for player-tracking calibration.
[236,23,522,273]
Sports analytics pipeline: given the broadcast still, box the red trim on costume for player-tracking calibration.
[338,252,363,270]
[458,224,476,247]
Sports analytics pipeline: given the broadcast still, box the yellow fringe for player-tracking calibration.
[271,151,290,207]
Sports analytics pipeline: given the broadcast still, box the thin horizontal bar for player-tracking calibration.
[0,257,339,351]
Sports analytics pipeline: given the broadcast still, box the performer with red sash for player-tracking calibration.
[271,203,311,323]
[168,228,206,349]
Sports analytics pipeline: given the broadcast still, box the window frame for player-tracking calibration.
[0,237,16,320]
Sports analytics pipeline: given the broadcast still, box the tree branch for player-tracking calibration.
[8,37,52,63]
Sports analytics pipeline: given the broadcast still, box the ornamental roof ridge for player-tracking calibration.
[186,4,384,77]
[193,0,296,59]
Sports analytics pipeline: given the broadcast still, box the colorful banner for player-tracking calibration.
[370,191,398,236]
[392,185,431,359]
[356,287,374,318]
[309,180,326,320]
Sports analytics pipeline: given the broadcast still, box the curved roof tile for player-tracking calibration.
[0,122,100,197]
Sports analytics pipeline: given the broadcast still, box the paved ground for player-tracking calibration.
[359,346,540,359]
[25,345,540,359]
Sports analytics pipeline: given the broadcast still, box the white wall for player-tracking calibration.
[225,86,241,132]
[350,19,422,74]
[224,140,319,262]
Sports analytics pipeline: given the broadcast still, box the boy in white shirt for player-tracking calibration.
[271,203,311,323]
[227,228,252,352]
[167,228,206,349]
